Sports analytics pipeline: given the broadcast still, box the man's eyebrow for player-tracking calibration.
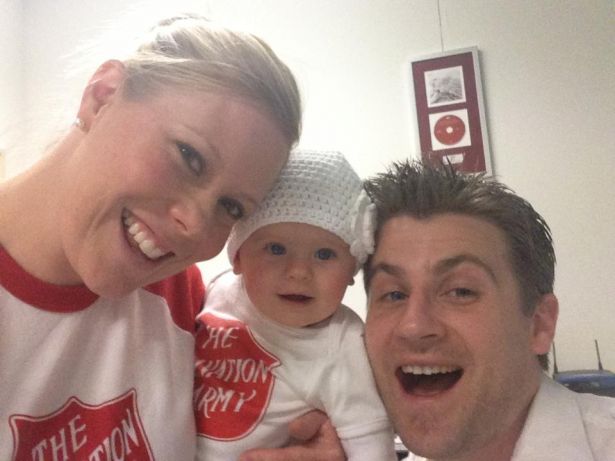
[365,262,405,288]
[370,262,404,277]
[434,254,497,283]
[366,255,498,289]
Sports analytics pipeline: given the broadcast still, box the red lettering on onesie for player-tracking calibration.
[10,389,153,461]
[194,312,280,440]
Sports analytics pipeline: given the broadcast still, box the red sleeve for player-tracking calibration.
[145,265,206,334]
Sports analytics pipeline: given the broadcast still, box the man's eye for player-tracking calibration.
[384,291,407,302]
[315,248,335,260]
[177,142,203,175]
[267,243,286,255]
[219,198,244,220]
[447,287,477,300]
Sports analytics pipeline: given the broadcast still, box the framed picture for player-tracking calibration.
[411,47,493,175]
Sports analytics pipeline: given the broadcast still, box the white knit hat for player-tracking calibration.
[227,150,376,269]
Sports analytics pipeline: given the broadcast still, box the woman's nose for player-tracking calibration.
[169,198,231,261]
[170,198,209,237]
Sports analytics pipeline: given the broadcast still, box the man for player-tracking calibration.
[362,160,615,460]
[240,160,615,461]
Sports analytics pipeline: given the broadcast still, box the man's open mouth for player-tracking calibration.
[396,365,463,396]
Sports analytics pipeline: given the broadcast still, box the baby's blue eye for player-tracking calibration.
[315,248,335,260]
[267,243,286,255]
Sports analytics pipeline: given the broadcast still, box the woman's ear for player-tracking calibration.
[530,293,559,356]
[76,60,126,130]
[232,251,243,275]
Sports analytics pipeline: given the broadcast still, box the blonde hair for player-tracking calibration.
[120,13,301,146]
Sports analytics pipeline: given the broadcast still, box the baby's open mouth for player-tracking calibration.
[397,365,463,396]
[279,294,313,303]
[122,210,173,261]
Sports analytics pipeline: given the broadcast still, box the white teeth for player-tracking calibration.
[401,365,458,375]
[128,223,140,235]
[133,231,147,244]
[122,211,168,260]
[140,239,165,259]
[147,248,165,259]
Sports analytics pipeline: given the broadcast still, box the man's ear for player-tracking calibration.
[530,293,559,356]
[76,60,126,130]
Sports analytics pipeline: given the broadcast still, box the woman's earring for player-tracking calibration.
[73,117,85,130]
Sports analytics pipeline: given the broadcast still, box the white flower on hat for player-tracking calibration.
[349,190,377,264]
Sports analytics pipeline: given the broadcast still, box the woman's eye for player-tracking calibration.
[315,248,335,260]
[267,243,286,255]
[219,198,244,221]
[177,142,203,175]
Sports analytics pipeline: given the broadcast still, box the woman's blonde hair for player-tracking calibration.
[121,13,301,146]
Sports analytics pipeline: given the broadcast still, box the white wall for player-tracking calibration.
[0,0,24,178]
[8,0,615,372]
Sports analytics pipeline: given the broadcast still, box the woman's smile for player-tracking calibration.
[121,209,172,261]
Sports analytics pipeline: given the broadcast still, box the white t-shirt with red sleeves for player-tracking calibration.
[194,270,397,461]
[0,246,204,461]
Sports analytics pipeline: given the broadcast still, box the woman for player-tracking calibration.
[0,13,300,460]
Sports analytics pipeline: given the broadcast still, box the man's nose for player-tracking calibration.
[394,291,445,343]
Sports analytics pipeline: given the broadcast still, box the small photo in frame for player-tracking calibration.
[411,47,493,175]
[425,66,466,108]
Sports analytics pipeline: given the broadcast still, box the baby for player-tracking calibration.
[194,150,396,460]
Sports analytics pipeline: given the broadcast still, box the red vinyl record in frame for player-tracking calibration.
[433,114,466,146]
[411,47,493,175]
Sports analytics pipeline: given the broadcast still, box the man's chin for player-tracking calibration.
[393,416,467,461]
